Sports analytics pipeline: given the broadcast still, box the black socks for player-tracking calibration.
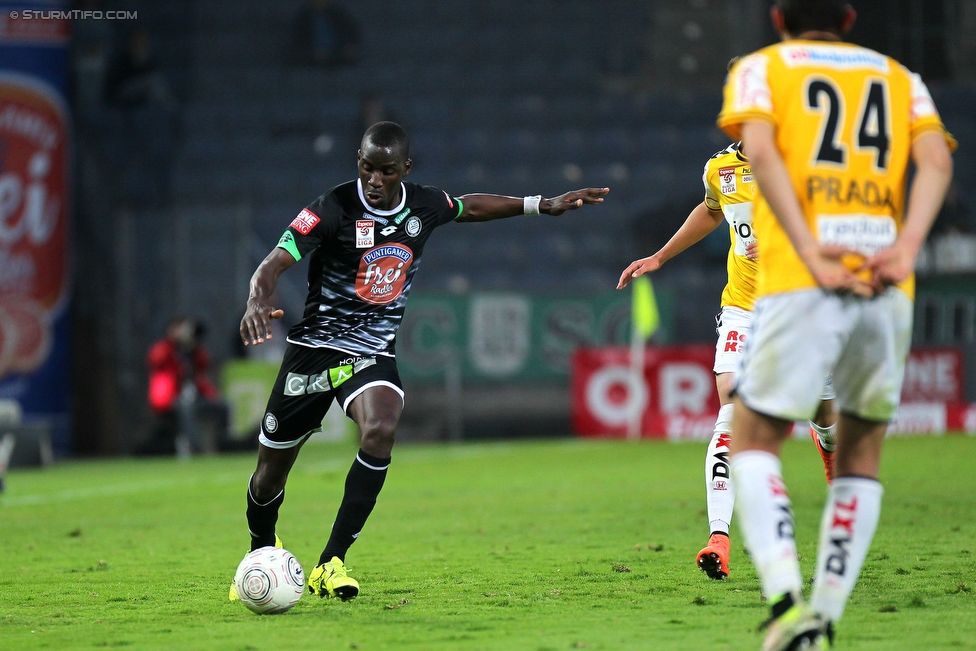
[246,475,284,551]
[320,449,390,564]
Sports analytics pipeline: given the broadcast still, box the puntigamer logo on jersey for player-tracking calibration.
[356,244,414,305]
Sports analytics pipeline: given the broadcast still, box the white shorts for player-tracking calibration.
[736,288,913,422]
[713,306,752,375]
[715,305,836,401]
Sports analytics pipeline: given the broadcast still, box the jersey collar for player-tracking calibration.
[357,179,407,217]
[733,141,748,162]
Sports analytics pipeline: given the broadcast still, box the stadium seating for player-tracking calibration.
[88,0,975,368]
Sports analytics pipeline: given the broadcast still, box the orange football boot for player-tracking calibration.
[697,532,731,580]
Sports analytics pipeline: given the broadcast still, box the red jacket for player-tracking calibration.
[147,339,219,414]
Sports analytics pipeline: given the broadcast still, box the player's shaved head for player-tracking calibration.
[776,0,850,35]
[361,121,410,163]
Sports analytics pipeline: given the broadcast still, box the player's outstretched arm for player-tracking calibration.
[742,120,873,297]
[454,187,609,222]
[617,201,723,289]
[240,248,295,346]
[863,131,953,290]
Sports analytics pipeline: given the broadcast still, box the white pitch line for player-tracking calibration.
[1,471,242,508]
[0,442,533,508]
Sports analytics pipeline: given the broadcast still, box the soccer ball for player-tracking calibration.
[234,547,305,614]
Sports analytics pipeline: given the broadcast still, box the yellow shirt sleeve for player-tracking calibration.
[906,69,958,151]
[717,52,778,141]
[702,159,721,211]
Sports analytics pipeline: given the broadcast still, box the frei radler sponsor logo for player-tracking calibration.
[355,244,413,305]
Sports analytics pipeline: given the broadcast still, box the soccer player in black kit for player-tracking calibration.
[232,121,609,601]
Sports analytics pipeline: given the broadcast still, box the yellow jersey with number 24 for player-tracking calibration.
[717,40,955,300]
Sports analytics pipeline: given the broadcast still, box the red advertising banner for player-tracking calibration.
[889,402,976,435]
[0,74,69,376]
[901,347,963,402]
[0,4,72,453]
[572,346,972,438]
[571,346,720,440]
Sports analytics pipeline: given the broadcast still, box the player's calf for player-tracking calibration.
[700,404,735,578]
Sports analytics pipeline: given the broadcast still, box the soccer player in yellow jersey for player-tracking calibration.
[718,1,954,649]
[618,141,837,582]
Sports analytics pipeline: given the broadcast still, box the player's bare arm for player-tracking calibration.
[240,248,295,346]
[742,120,873,297]
[617,201,724,289]
[863,130,953,289]
[454,187,609,223]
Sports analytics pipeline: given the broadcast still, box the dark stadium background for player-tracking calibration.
[64,0,976,455]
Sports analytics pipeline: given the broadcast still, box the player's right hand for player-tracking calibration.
[545,187,610,216]
[745,240,758,261]
[806,245,874,298]
[240,300,284,346]
[617,256,662,290]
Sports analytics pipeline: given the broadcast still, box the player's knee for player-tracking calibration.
[715,373,736,404]
[251,463,288,501]
[360,414,397,453]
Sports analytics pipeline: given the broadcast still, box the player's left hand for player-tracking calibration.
[805,244,875,297]
[861,243,915,293]
[543,187,609,216]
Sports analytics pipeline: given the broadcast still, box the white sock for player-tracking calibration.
[705,404,735,535]
[811,477,884,623]
[810,421,836,451]
[730,451,803,600]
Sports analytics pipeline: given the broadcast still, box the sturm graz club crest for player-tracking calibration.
[264,412,278,433]
[405,215,422,237]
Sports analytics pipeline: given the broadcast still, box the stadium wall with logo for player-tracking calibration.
[396,290,674,384]
[0,1,72,453]
[572,346,976,439]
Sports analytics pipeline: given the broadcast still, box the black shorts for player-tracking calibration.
[259,344,403,449]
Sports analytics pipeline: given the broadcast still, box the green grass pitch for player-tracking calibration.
[1,436,974,650]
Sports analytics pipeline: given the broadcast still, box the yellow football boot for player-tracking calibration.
[307,556,359,600]
[761,596,827,651]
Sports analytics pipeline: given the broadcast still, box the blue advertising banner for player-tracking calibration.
[0,1,72,453]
